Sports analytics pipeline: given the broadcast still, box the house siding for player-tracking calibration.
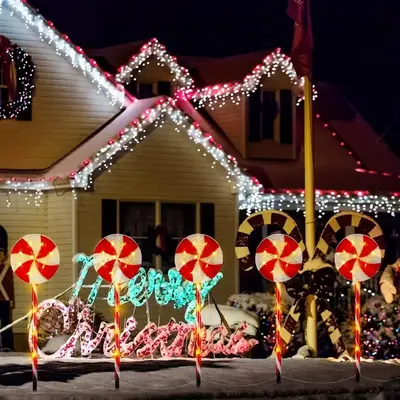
[0,194,47,334]
[45,192,74,300]
[77,119,238,327]
[0,5,119,170]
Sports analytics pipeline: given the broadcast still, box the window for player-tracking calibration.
[279,89,293,144]
[101,200,215,271]
[247,88,293,144]
[138,83,154,99]
[157,81,172,96]
[119,202,156,263]
[0,65,9,105]
[124,81,172,99]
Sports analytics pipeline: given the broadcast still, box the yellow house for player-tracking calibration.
[2,0,400,350]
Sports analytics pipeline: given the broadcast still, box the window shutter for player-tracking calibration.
[279,89,293,144]
[102,199,117,237]
[157,81,172,96]
[247,87,262,142]
[261,90,277,140]
[16,53,33,121]
[200,203,215,237]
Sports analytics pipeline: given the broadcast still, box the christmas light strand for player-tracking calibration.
[116,38,194,89]
[177,48,317,110]
[71,98,264,213]
[69,98,400,215]
[0,45,35,119]
[316,113,400,180]
[2,0,126,107]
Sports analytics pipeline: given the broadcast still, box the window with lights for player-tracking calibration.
[101,200,215,272]
[247,87,294,145]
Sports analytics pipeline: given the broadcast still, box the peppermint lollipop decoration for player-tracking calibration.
[93,234,142,390]
[255,233,303,383]
[335,233,382,382]
[175,234,223,387]
[10,234,60,392]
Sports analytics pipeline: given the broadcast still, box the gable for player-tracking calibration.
[93,119,236,200]
[116,39,194,90]
[0,2,125,170]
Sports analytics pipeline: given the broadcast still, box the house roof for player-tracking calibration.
[229,82,400,194]
[86,40,212,74]
[1,25,400,212]
[3,0,129,107]
[187,51,277,86]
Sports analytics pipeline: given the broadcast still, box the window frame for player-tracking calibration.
[102,199,215,270]
[125,80,174,99]
[247,88,295,144]
[114,199,202,234]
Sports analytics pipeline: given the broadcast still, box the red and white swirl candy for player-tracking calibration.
[174,234,223,283]
[255,234,303,282]
[93,234,142,284]
[335,233,381,282]
[10,234,59,285]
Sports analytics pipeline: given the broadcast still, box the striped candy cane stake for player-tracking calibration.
[195,282,202,387]
[275,282,282,384]
[114,284,121,390]
[354,281,361,382]
[31,284,38,392]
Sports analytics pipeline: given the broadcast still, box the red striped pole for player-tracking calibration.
[114,284,121,389]
[195,282,202,387]
[354,281,361,382]
[275,282,282,384]
[31,284,38,392]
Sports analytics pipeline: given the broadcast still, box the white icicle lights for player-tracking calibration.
[2,0,126,107]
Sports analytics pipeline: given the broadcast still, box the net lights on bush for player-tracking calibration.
[2,0,125,107]
[116,38,194,89]
[177,48,317,110]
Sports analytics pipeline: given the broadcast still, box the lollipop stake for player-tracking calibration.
[31,283,38,392]
[10,234,60,393]
[254,234,303,385]
[174,234,223,389]
[354,281,361,382]
[114,283,121,390]
[195,282,202,387]
[92,234,142,391]
[334,233,382,384]
[275,282,282,384]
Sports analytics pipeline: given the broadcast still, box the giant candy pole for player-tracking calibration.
[275,282,282,383]
[31,284,39,392]
[354,281,361,382]
[114,283,121,389]
[195,282,202,387]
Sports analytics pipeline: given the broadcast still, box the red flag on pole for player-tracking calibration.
[287,0,313,77]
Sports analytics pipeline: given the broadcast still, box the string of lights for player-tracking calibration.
[116,38,194,89]
[0,45,35,119]
[2,0,126,107]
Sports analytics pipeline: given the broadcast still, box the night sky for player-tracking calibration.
[28,0,400,153]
